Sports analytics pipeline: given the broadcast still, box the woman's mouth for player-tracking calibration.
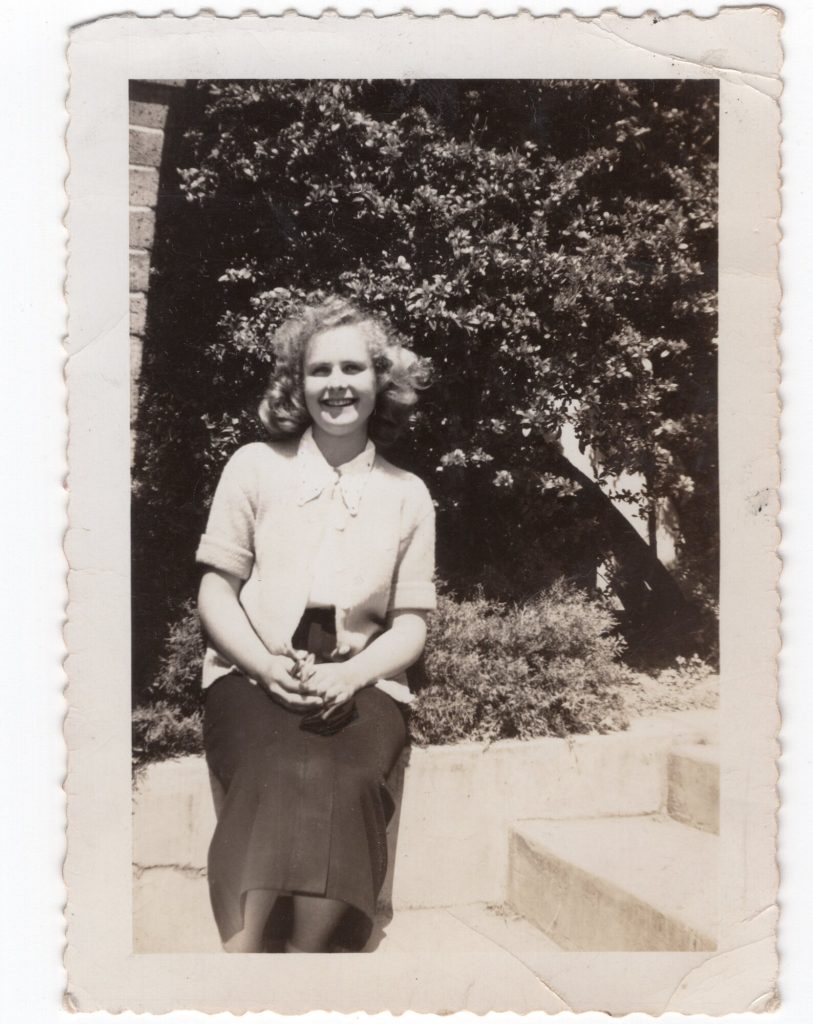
[321,396,356,408]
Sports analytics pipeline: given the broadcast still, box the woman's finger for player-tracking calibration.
[268,683,321,708]
[298,673,319,696]
[276,661,319,696]
[266,675,318,703]
[274,666,302,691]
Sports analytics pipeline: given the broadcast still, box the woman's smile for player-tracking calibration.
[321,394,357,408]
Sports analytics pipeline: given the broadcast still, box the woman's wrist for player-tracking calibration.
[259,652,293,685]
[337,615,426,694]
[340,658,371,695]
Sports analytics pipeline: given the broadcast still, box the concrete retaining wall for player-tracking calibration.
[133,709,715,910]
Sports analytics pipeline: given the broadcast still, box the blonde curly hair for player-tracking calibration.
[258,295,430,446]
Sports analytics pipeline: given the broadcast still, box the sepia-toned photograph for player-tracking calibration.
[65,11,781,1015]
[130,76,721,957]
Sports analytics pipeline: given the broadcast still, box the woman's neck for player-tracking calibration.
[310,426,369,468]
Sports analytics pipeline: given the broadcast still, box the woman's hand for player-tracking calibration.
[258,654,323,710]
[198,570,315,703]
[301,662,360,717]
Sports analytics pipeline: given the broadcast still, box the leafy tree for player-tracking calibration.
[132,79,718,700]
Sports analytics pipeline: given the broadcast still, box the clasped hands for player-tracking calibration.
[258,644,360,718]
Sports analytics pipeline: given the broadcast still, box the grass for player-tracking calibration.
[622,655,718,718]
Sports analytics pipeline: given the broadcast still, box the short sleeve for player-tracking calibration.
[389,481,437,611]
[196,447,258,580]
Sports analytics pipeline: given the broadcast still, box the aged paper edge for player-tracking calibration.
[64,8,782,1015]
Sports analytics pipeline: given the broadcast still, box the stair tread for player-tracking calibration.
[512,815,717,941]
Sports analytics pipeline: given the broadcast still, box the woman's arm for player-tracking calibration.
[198,568,322,709]
[346,611,428,688]
[304,610,428,710]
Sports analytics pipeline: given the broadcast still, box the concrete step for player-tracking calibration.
[133,867,220,953]
[508,815,717,952]
[667,743,719,834]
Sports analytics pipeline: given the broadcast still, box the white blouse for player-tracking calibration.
[305,436,375,608]
[197,428,433,704]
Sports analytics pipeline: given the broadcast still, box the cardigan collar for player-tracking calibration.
[296,428,376,516]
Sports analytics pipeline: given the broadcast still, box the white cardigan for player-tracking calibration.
[196,431,437,695]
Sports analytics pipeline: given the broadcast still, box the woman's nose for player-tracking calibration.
[327,368,348,389]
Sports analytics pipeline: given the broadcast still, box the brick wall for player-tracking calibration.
[129,80,186,446]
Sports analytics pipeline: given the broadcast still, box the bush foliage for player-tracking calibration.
[411,583,631,744]
[132,702,203,772]
[132,79,719,707]
[132,600,205,769]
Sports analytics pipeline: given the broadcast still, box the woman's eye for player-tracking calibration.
[308,366,330,376]
[342,363,366,374]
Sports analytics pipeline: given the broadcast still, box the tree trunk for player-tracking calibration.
[545,447,697,658]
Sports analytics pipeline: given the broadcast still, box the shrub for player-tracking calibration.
[409,581,631,745]
[132,601,205,770]
[147,599,206,717]
[132,702,203,773]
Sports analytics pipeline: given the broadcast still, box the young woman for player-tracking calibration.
[196,295,435,953]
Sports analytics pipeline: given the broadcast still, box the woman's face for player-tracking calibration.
[304,324,378,439]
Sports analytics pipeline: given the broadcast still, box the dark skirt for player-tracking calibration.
[202,672,407,947]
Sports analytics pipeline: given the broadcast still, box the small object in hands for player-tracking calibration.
[300,700,359,735]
